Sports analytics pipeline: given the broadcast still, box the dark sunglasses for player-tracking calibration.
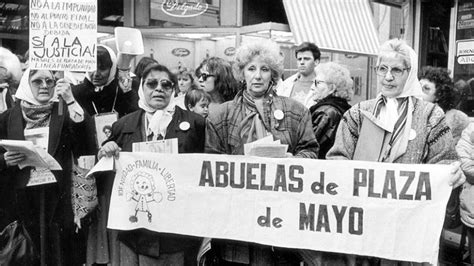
[144,78,174,91]
[198,73,215,81]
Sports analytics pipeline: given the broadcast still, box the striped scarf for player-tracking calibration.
[373,95,410,162]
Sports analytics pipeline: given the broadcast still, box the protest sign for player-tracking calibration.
[29,0,97,71]
[87,152,452,263]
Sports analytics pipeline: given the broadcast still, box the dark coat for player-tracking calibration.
[72,78,139,117]
[0,102,94,265]
[109,106,206,153]
[106,106,206,265]
[309,95,351,159]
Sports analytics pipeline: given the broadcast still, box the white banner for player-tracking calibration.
[89,152,452,263]
[29,0,97,71]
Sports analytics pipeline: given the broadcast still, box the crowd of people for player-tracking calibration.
[0,36,471,265]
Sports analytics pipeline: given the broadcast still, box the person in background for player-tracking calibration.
[309,62,353,158]
[172,66,199,109]
[277,42,320,106]
[98,63,206,265]
[72,44,139,118]
[325,39,465,265]
[0,47,22,112]
[185,88,211,118]
[134,57,158,82]
[419,66,469,143]
[132,56,158,93]
[0,68,93,265]
[456,123,474,265]
[81,44,139,266]
[195,56,238,114]
[205,39,318,265]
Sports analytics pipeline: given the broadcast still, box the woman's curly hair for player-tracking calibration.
[418,66,459,112]
[232,40,284,86]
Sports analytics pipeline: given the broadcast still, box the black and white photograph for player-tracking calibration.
[0,0,473,265]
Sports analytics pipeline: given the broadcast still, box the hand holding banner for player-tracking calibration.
[86,152,452,264]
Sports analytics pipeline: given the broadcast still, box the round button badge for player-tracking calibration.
[179,121,190,131]
[274,110,284,120]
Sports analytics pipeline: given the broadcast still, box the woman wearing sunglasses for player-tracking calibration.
[0,68,93,265]
[323,39,465,264]
[195,57,238,114]
[98,63,206,265]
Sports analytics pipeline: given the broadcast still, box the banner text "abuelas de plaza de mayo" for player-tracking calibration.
[90,153,452,264]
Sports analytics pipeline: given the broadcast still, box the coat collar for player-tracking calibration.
[8,102,64,156]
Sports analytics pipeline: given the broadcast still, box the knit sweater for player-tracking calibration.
[327,96,458,164]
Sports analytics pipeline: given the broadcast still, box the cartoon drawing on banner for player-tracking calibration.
[127,172,163,223]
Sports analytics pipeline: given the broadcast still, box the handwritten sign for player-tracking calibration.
[29,0,97,71]
[87,153,453,264]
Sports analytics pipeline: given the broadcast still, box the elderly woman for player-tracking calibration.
[72,44,139,118]
[0,68,92,265]
[195,57,238,114]
[0,47,22,112]
[98,63,206,265]
[309,62,353,158]
[326,39,465,264]
[205,40,319,265]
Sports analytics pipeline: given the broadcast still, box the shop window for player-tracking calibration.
[454,0,474,116]
[98,0,123,26]
[419,1,451,67]
[0,1,28,34]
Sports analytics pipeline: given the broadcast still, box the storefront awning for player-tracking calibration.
[283,0,380,56]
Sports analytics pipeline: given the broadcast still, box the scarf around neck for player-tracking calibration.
[238,89,270,143]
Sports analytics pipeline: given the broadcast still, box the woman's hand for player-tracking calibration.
[449,161,466,188]
[55,78,75,104]
[4,151,26,167]
[98,141,121,159]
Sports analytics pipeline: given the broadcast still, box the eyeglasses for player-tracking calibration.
[314,80,328,86]
[144,78,174,91]
[31,78,55,87]
[198,73,215,81]
[375,65,410,77]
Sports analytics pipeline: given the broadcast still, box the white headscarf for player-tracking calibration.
[394,45,423,99]
[15,68,58,106]
[138,78,175,139]
[374,40,421,162]
[85,44,117,91]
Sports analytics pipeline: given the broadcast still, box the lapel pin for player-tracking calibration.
[274,110,284,120]
[179,121,190,131]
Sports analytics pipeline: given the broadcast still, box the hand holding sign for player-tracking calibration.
[55,78,74,104]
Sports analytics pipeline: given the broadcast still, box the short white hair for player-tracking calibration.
[0,47,22,83]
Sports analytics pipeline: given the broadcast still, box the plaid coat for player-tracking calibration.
[205,92,319,159]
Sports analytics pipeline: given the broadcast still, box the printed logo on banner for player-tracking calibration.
[117,160,177,223]
[161,0,208,17]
